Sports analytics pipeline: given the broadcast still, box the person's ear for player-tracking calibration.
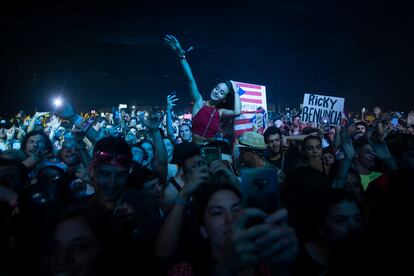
[200,226,209,239]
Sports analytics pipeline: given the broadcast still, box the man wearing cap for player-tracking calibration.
[87,136,162,259]
[236,131,273,168]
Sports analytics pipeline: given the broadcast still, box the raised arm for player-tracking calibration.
[144,112,168,183]
[27,112,48,133]
[164,34,203,108]
[166,94,178,140]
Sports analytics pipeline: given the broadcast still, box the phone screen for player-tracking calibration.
[240,168,279,215]
[391,117,398,126]
[200,146,221,165]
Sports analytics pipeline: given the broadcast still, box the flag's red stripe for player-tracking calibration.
[241,98,263,104]
[234,118,253,124]
[236,82,263,90]
[242,91,262,96]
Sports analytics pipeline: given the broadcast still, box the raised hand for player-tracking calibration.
[407,111,414,126]
[260,209,298,268]
[49,114,61,131]
[166,94,179,112]
[164,34,185,55]
[6,126,16,141]
[216,208,269,274]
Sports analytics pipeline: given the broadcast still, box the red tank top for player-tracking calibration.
[192,105,221,138]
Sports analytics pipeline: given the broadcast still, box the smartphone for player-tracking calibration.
[119,104,127,109]
[200,146,221,165]
[240,167,279,216]
[391,117,398,126]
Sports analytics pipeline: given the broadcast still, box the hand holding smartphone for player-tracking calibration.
[240,168,280,227]
[200,146,221,165]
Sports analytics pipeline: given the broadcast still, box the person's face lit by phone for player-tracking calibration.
[303,138,322,161]
[200,189,242,253]
[179,124,192,142]
[266,133,281,154]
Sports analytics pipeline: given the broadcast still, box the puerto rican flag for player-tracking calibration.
[233,81,267,137]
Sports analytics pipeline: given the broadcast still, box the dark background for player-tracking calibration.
[1,0,413,116]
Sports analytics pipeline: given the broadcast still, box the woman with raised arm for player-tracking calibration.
[164,34,241,144]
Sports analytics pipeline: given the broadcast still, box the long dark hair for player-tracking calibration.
[215,80,235,110]
[182,182,241,275]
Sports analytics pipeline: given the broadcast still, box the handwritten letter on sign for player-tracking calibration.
[301,94,345,125]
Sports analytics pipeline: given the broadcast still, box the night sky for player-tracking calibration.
[1,0,413,116]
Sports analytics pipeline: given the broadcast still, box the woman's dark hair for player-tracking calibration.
[215,80,235,110]
[21,130,53,155]
[315,188,362,227]
[191,182,241,227]
[184,182,241,276]
[37,204,127,275]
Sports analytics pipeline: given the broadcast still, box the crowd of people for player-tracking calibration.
[0,34,414,275]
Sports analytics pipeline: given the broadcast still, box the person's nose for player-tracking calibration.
[224,211,235,224]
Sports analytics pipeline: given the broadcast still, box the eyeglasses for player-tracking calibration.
[93,151,131,166]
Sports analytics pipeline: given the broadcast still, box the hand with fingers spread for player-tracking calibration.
[260,209,298,268]
[215,208,269,274]
[407,111,414,126]
[167,94,179,112]
[164,34,185,56]
[217,208,298,274]
[49,114,61,131]
[180,163,209,200]
[6,126,16,141]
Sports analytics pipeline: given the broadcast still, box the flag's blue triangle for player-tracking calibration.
[238,87,246,96]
